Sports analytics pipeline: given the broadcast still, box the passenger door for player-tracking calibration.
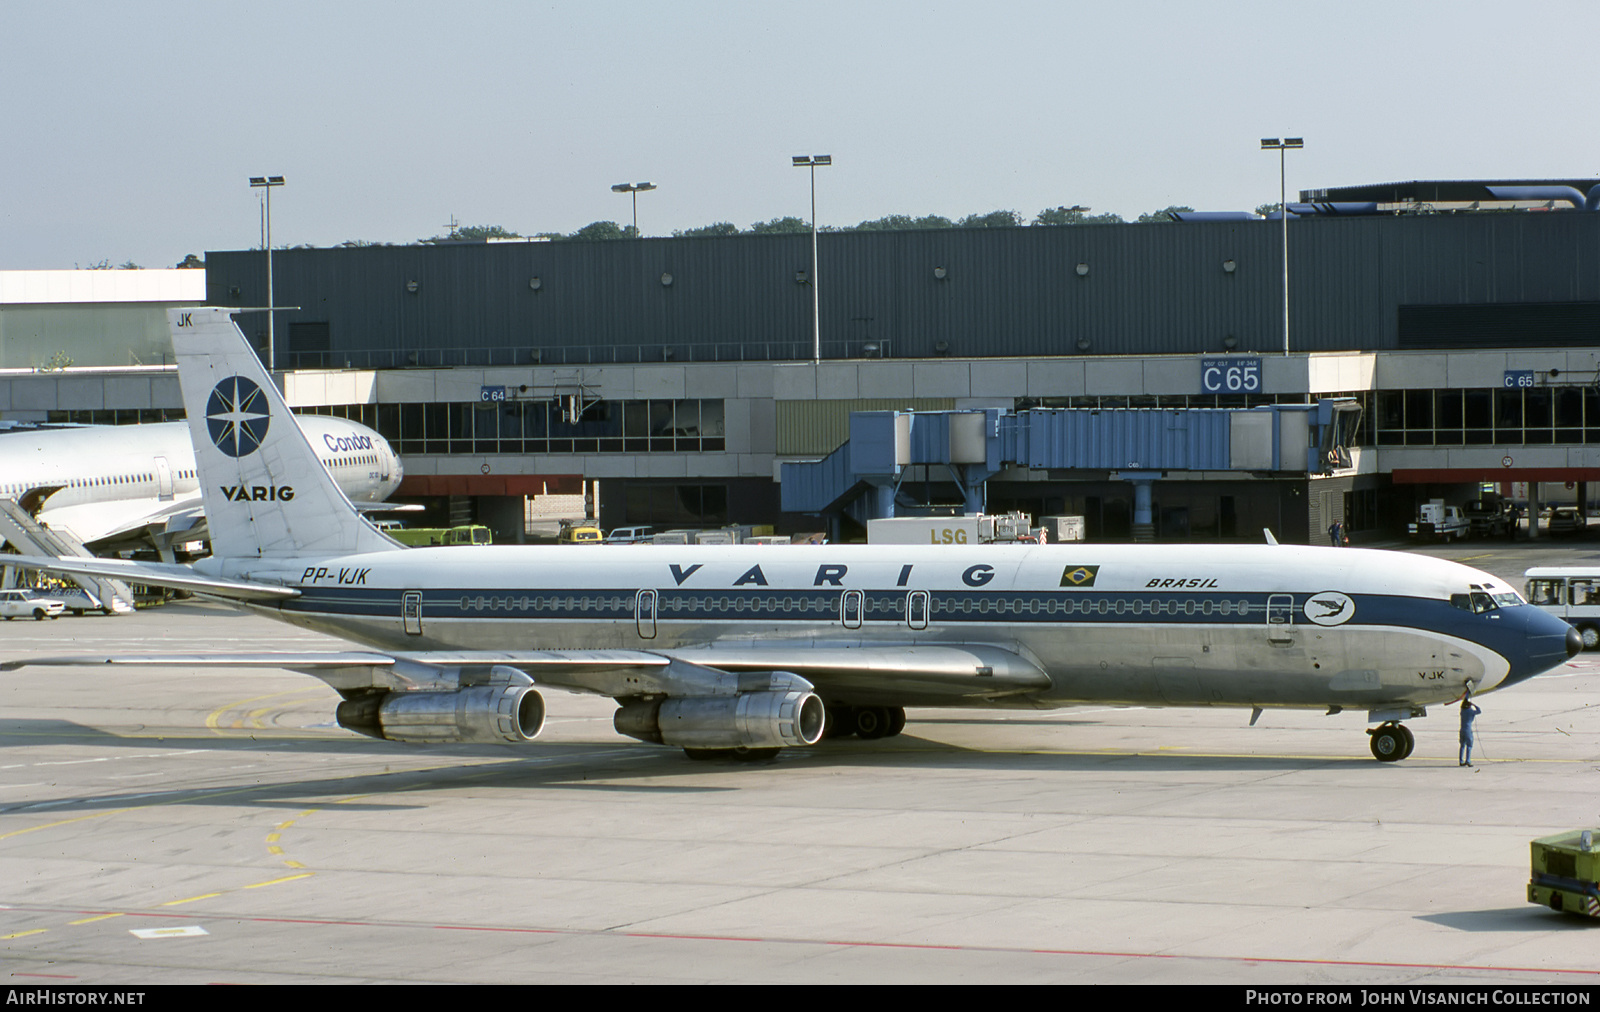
[402,591,423,636]
[841,589,864,630]
[1266,594,1295,646]
[906,590,930,631]
[636,588,658,639]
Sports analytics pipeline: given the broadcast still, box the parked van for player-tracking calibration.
[389,525,492,547]
[1524,567,1600,649]
[604,525,654,544]
[557,520,602,544]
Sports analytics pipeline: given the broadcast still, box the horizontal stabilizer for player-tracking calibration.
[7,556,298,601]
[2,651,394,673]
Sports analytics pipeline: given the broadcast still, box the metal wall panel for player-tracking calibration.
[205,212,1600,365]
[775,398,955,456]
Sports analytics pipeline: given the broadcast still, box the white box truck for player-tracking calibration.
[1408,499,1468,541]
[867,514,1033,545]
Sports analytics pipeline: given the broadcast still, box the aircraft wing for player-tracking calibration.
[6,556,299,602]
[35,494,203,548]
[659,642,1050,703]
[2,642,1048,703]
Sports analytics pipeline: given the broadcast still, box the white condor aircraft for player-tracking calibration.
[5,308,1581,762]
[0,414,401,551]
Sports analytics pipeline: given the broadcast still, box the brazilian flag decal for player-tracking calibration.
[1060,565,1099,587]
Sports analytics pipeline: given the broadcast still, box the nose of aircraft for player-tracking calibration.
[1499,607,1585,689]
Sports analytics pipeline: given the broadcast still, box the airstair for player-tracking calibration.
[0,500,135,613]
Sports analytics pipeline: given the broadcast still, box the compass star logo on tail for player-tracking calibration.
[206,376,271,457]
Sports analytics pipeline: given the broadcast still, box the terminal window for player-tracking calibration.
[357,397,726,456]
[1375,387,1600,447]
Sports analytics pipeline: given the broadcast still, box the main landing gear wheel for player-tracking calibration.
[1367,722,1415,762]
[823,706,907,740]
[886,707,907,737]
[851,706,907,740]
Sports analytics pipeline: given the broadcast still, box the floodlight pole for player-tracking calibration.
[249,175,286,369]
[792,155,832,362]
[610,181,657,237]
[1260,139,1301,357]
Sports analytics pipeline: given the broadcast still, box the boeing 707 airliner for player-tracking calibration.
[6,308,1580,763]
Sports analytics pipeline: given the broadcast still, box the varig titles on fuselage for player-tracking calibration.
[660,561,1051,589]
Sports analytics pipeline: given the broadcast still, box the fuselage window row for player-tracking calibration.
[437,589,1272,622]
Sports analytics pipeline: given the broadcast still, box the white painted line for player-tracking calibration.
[130,926,209,939]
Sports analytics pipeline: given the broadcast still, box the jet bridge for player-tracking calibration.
[780,400,1362,539]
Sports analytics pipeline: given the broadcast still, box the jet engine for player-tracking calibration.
[613,688,825,750]
[336,683,545,744]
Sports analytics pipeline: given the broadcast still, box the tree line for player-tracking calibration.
[402,204,1198,245]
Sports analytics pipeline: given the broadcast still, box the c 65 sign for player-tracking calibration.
[1200,357,1262,394]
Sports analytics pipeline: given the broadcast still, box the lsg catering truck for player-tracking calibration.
[867,513,1039,545]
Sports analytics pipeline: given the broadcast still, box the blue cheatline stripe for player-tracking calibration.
[282,585,1477,635]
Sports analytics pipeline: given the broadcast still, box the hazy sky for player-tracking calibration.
[2,0,1594,270]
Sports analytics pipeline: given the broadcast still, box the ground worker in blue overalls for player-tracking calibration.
[1459,691,1482,767]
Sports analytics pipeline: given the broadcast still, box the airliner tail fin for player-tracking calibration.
[169,308,400,558]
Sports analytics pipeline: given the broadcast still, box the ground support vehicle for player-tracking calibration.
[556,520,601,545]
[1525,567,1600,649]
[54,587,130,615]
[1463,498,1513,538]
[389,525,493,547]
[1408,500,1468,541]
[867,512,1035,545]
[1528,829,1600,918]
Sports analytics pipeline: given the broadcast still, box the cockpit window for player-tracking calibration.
[1455,588,1507,613]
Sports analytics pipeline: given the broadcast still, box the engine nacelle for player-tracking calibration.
[337,684,545,744]
[614,690,825,749]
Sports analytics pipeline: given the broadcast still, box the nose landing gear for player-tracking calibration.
[1367,721,1415,762]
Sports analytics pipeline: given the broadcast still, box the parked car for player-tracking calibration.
[0,589,66,620]
[1548,507,1588,536]
[604,525,654,544]
[1463,497,1514,538]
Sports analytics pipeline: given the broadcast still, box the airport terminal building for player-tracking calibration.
[4,179,1599,544]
